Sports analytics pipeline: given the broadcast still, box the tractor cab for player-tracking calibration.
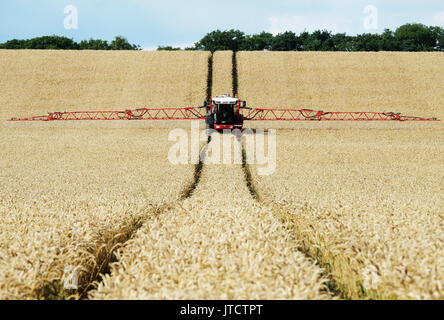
[205,95,244,130]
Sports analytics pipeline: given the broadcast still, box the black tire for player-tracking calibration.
[235,114,244,126]
[205,115,214,129]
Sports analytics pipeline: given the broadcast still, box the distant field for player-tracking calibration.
[0,50,209,120]
[237,52,444,120]
[212,51,233,96]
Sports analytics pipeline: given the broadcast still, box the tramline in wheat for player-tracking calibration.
[0,49,442,300]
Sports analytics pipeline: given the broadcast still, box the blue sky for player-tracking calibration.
[1,0,443,49]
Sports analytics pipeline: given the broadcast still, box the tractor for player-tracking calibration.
[204,95,246,131]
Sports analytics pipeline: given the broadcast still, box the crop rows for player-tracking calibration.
[0,50,442,300]
[0,126,197,299]
[250,128,443,299]
[237,52,444,120]
[212,51,234,97]
[0,50,213,299]
[0,50,209,121]
[90,135,330,299]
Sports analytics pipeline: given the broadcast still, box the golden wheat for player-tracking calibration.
[0,50,212,298]
[0,50,209,121]
[0,127,194,299]
[237,52,444,120]
[90,134,330,299]
[2,49,442,300]
[250,128,444,299]
[212,51,233,96]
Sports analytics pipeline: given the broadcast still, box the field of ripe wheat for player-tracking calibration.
[250,127,444,299]
[212,51,233,96]
[0,126,195,299]
[0,50,209,121]
[237,52,444,120]
[0,50,212,299]
[90,134,330,299]
[0,49,443,300]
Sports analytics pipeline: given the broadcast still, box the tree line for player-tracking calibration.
[158,24,444,52]
[1,24,443,52]
[0,35,141,50]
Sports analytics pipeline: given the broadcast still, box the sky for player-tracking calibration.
[1,0,443,50]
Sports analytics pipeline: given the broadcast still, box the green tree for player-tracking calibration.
[0,35,140,50]
[3,24,444,53]
[439,30,444,51]
[79,39,110,50]
[240,32,273,50]
[395,23,437,51]
[297,31,310,50]
[351,33,382,51]
[380,29,400,51]
[271,31,299,51]
[110,36,140,50]
[331,33,353,51]
[157,46,181,51]
[304,30,335,51]
[1,39,28,49]
[429,26,444,51]
[25,36,79,49]
[194,29,245,52]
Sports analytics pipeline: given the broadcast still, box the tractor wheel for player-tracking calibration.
[205,115,214,129]
[235,114,244,126]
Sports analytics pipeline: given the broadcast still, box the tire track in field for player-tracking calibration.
[68,139,211,299]
[58,52,216,300]
[89,133,330,299]
[240,139,345,299]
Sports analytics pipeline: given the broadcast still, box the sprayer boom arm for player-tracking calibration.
[8,106,438,122]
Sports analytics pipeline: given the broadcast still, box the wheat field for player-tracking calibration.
[0,50,209,121]
[239,52,443,298]
[0,49,443,300]
[237,52,444,120]
[0,50,211,298]
[250,128,444,299]
[212,51,233,96]
[90,134,330,299]
[0,126,195,299]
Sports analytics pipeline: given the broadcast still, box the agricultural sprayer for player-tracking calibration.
[8,94,439,129]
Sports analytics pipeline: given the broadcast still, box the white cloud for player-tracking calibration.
[267,14,352,35]
[433,12,444,25]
